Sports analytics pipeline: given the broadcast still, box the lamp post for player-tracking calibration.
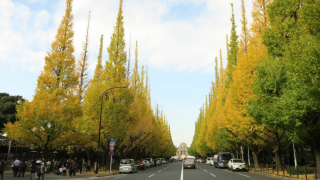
[95,86,128,175]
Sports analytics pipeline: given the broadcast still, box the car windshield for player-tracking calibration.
[185,159,194,163]
[221,154,232,160]
[120,159,132,164]
[233,160,244,163]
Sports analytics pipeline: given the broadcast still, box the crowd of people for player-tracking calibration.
[7,157,97,180]
[52,158,94,176]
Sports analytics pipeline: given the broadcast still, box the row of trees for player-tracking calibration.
[4,0,175,161]
[189,0,320,175]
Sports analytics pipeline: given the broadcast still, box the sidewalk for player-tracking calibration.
[3,171,118,180]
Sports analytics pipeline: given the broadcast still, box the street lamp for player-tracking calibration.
[95,86,128,175]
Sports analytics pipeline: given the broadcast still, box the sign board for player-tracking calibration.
[109,151,114,156]
[30,147,34,150]
[110,146,115,151]
[110,142,115,146]
[110,137,115,142]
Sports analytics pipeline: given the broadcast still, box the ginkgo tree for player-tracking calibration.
[4,0,176,161]
[5,0,81,155]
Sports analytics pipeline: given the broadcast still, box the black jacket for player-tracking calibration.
[0,161,6,171]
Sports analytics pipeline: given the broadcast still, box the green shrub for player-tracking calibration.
[4,165,12,171]
[287,167,314,175]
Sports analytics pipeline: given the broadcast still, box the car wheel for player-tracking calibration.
[119,172,122,174]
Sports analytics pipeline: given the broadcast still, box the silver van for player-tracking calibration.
[119,159,137,174]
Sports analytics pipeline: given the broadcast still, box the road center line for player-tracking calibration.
[149,174,155,177]
[239,173,250,177]
[210,173,216,177]
[180,162,184,180]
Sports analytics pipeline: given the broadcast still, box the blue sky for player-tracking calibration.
[0,0,252,147]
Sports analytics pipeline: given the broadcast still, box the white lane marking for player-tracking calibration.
[164,168,166,169]
[210,173,216,177]
[149,174,155,177]
[239,173,250,177]
[180,163,184,180]
[158,170,162,172]
[204,169,207,172]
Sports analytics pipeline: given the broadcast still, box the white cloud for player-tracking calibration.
[0,0,253,75]
[34,10,51,29]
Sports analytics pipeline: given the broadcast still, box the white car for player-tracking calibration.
[228,159,247,171]
[206,157,213,165]
[161,158,167,164]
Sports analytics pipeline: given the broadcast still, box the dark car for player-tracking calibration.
[183,159,196,169]
[139,160,148,170]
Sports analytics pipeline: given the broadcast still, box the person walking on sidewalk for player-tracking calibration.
[0,158,6,180]
[82,159,86,174]
[72,158,77,176]
[39,162,45,180]
[12,158,21,177]
[86,160,91,172]
[67,159,72,177]
[18,160,27,177]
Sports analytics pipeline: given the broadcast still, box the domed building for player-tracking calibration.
[176,142,189,158]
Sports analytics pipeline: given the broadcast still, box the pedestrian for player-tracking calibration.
[12,157,21,177]
[82,159,86,174]
[272,157,276,170]
[30,159,37,180]
[0,158,6,180]
[68,159,72,177]
[86,160,91,172]
[72,158,77,176]
[39,162,45,180]
[18,160,27,177]
[36,159,42,180]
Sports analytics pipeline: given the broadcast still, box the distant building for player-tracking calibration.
[176,142,189,158]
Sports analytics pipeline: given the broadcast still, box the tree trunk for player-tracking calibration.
[275,132,283,171]
[252,150,259,168]
[314,148,320,178]
[275,149,282,172]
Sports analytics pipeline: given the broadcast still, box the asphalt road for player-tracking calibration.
[2,162,283,180]
[98,161,283,180]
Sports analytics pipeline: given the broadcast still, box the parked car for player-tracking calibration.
[183,159,196,169]
[215,152,232,168]
[155,159,161,166]
[210,157,217,166]
[145,158,154,167]
[119,159,137,174]
[228,159,247,171]
[139,160,149,170]
[206,157,213,165]
[161,158,167,164]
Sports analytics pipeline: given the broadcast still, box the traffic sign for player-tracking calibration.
[110,146,115,151]
[110,137,115,142]
[110,142,115,146]
[109,151,114,156]
[30,147,34,150]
